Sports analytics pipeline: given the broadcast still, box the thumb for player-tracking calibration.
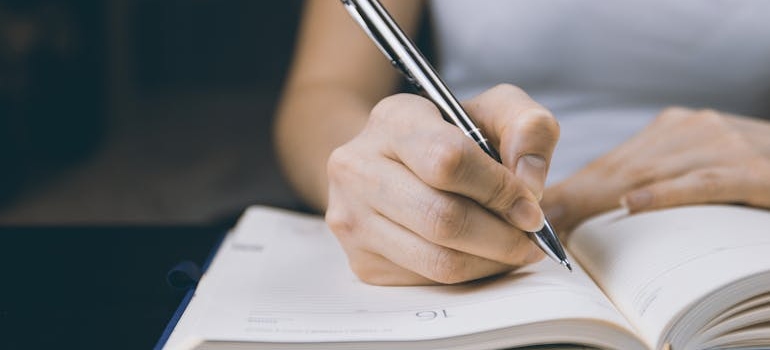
[463,84,560,200]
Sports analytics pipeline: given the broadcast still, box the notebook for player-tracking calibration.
[158,204,770,350]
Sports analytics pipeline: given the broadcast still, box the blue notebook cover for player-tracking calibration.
[153,231,227,350]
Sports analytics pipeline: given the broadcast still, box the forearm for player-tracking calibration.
[272,0,423,212]
[273,84,374,212]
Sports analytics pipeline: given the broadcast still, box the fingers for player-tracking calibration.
[330,211,518,285]
[536,106,770,240]
[463,84,560,199]
[325,191,435,286]
[375,93,545,232]
[368,159,544,266]
[390,124,545,232]
[621,163,770,213]
[330,133,543,268]
[326,89,558,286]
[343,249,435,286]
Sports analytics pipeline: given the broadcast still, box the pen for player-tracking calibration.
[341,0,572,272]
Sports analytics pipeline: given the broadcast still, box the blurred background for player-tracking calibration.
[0,0,305,225]
[0,2,436,349]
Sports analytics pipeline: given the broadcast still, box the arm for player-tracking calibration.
[273,0,424,211]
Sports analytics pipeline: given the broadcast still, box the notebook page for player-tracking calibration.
[569,205,770,348]
[165,206,637,348]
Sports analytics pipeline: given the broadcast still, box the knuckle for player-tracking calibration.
[328,144,389,199]
[520,107,559,128]
[625,163,661,185]
[693,109,734,133]
[482,172,518,211]
[347,256,387,285]
[670,108,718,129]
[659,106,690,118]
[327,146,357,178]
[512,107,560,141]
[369,94,406,127]
[490,83,526,97]
[325,206,356,239]
[349,262,385,286]
[695,108,722,122]
[370,93,438,128]
[327,145,378,188]
[655,107,688,125]
[427,249,468,284]
[350,266,376,285]
[424,138,467,187]
[425,196,469,243]
[501,234,528,265]
[370,94,403,118]
[694,169,725,198]
[682,108,724,129]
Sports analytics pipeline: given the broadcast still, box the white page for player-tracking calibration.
[569,205,770,348]
[165,206,638,349]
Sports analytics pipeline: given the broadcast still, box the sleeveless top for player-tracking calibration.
[429,0,770,183]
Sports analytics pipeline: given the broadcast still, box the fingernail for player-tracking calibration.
[619,197,629,211]
[510,198,545,232]
[516,155,547,200]
[622,190,653,211]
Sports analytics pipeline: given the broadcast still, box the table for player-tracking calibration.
[0,225,227,350]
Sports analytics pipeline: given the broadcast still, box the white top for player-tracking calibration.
[429,0,770,182]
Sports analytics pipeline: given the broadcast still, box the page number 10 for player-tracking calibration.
[415,309,450,320]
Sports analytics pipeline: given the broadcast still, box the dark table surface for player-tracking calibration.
[0,225,229,350]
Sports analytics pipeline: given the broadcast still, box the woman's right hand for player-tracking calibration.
[325,84,561,285]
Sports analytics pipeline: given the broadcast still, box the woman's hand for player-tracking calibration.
[542,107,770,235]
[325,84,560,285]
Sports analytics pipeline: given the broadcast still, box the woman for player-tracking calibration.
[273,0,770,285]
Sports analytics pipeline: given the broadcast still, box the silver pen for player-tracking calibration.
[341,0,572,272]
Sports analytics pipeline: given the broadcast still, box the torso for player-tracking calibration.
[429,0,770,181]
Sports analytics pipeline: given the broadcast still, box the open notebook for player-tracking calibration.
[160,205,770,350]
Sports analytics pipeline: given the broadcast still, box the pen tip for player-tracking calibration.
[561,260,573,272]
